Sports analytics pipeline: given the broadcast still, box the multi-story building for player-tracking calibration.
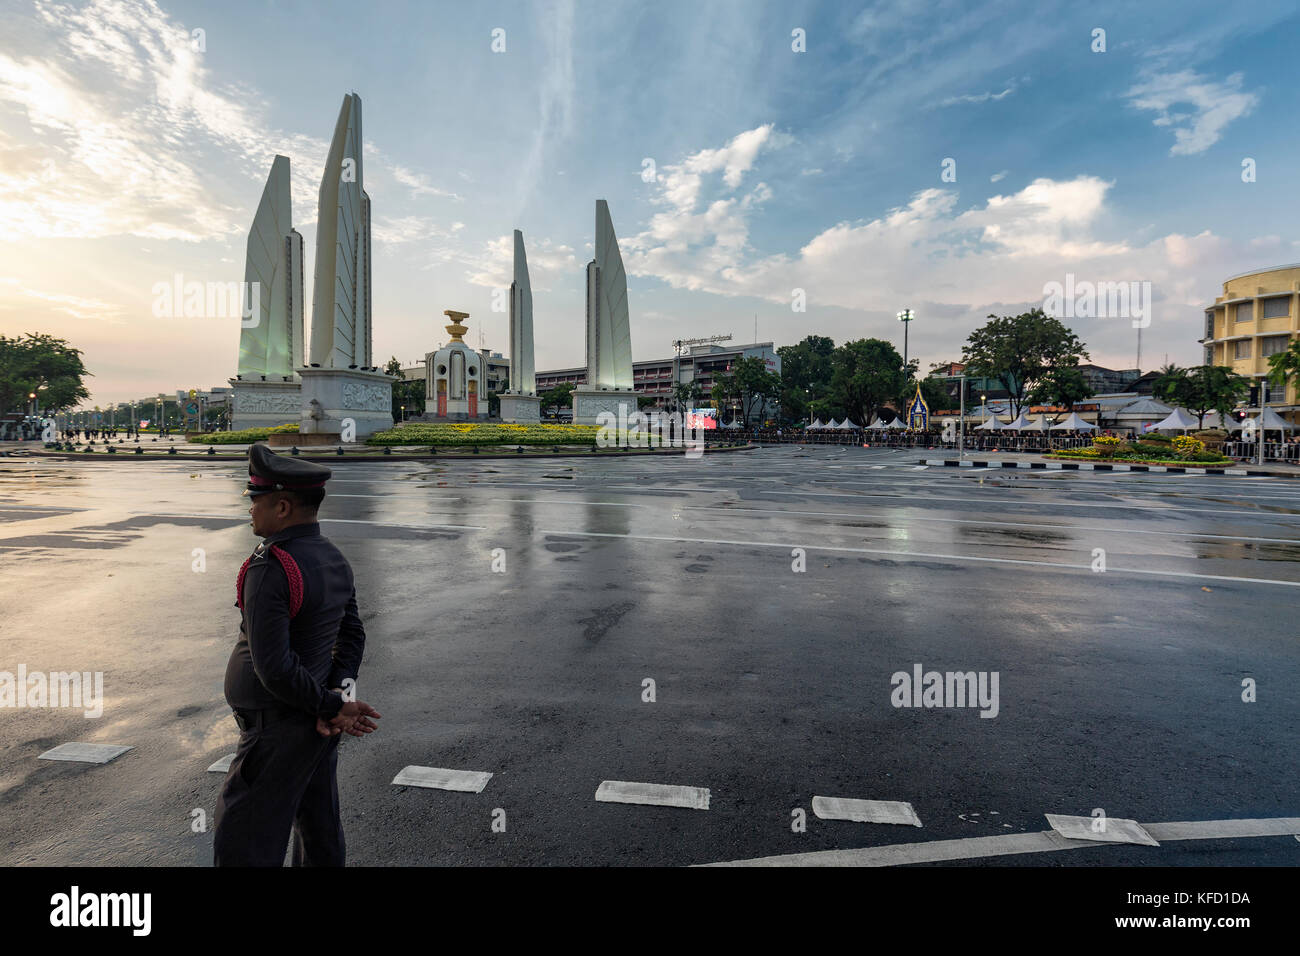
[1201,264,1300,423]
[533,341,781,419]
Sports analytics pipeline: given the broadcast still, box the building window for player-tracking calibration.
[1204,346,1213,365]
[1264,381,1287,403]
[1234,339,1252,359]
[1235,301,1254,322]
[1205,312,1215,338]
[1261,296,1290,319]
[1261,335,1291,357]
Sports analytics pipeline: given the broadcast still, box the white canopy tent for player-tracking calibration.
[840,419,861,430]
[1050,412,1098,432]
[975,414,1008,431]
[886,417,907,430]
[1233,406,1296,432]
[1002,411,1035,431]
[723,419,742,430]
[807,418,824,430]
[1148,407,1200,432]
[866,417,892,430]
[1021,414,1051,432]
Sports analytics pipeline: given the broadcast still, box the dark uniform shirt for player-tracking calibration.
[224,521,366,719]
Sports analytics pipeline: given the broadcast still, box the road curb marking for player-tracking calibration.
[1044,813,1158,846]
[38,743,132,764]
[596,780,711,810]
[392,766,493,792]
[812,797,922,827]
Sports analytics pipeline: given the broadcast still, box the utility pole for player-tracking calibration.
[959,372,966,458]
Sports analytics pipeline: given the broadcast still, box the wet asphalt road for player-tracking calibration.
[0,444,1297,866]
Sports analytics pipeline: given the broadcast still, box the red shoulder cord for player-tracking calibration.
[236,545,304,618]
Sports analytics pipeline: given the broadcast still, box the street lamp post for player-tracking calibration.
[959,373,966,458]
[897,309,915,376]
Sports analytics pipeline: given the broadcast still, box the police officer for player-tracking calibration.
[214,443,381,866]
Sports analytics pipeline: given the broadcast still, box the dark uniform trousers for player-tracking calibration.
[213,706,344,866]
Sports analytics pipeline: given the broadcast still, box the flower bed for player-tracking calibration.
[367,422,601,446]
[1047,449,1232,465]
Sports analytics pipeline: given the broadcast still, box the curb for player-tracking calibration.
[919,458,1296,477]
[15,443,756,464]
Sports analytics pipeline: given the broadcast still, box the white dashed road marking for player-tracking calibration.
[1044,814,1159,846]
[595,780,711,810]
[207,754,235,773]
[812,797,922,827]
[39,743,132,764]
[392,766,493,792]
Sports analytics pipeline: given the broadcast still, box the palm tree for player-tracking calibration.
[1151,362,1186,406]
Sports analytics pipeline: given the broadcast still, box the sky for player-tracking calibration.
[2,0,1299,406]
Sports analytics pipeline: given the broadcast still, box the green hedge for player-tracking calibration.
[194,423,298,444]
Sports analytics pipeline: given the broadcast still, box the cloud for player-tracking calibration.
[1125,69,1259,156]
[617,126,1255,367]
[990,170,1008,182]
[0,0,333,241]
[463,234,579,291]
[938,85,1016,107]
[391,165,462,201]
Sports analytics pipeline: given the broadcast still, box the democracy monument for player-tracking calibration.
[227,92,637,436]
[229,92,393,441]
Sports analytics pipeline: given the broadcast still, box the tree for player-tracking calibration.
[540,382,574,414]
[384,356,425,420]
[1027,365,1093,409]
[672,381,702,414]
[777,335,835,423]
[1151,362,1190,406]
[728,356,782,426]
[961,310,1089,417]
[1266,339,1300,398]
[710,375,740,420]
[0,333,91,415]
[1182,365,1249,428]
[829,338,905,428]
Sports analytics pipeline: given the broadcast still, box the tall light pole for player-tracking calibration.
[897,309,915,379]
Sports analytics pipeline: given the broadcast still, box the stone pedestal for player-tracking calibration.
[298,367,394,440]
[228,378,302,431]
[499,392,541,423]
[573,385,637,426]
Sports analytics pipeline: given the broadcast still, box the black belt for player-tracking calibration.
[233,704,302,732]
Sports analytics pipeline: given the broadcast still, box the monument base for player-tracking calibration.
[267,431,338,447]
[499,392,541,423]
[573,385,638,426]
[298,367,395,440]
[228,377,302,431]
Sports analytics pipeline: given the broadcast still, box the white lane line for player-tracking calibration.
[39,743,132,764]
[1044,814,1159,846]
[536,529,1300,588]
[812,797,922,827]
[705,816,1300,867]
[207,754,235,773]
[595,780,711,810]
[392,766,493,792]
[758,489,1300,519]
[680,505,1300,545]
[123,512,486,531]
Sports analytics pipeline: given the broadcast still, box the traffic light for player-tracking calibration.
[1248,385,1260,405]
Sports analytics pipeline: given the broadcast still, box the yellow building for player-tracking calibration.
[1201,264,1300,424]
